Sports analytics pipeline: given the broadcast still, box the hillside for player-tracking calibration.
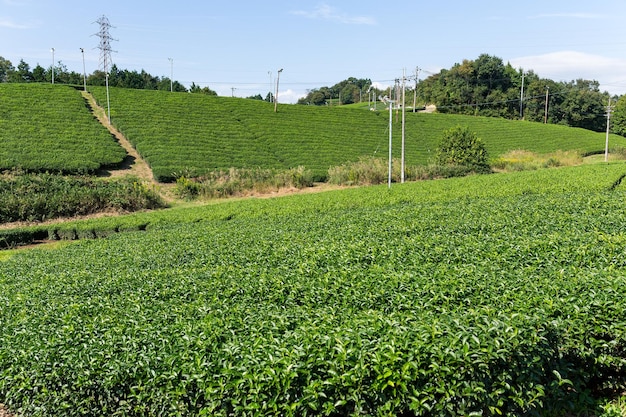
[89,86,626,182]
[0,84,126,173]
[1,83,625,184]
[1,163,626,415]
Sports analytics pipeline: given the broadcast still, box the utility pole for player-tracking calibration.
[413,66,420,111]
[605,96,614,162]
[401,68,406,183]
[274,68,283,113]
[388,99,394,189]
[543,87,550,125]
[394,79,400,122]
[51,48,55,84]
[519,70,525,120]
[231,87,237,97]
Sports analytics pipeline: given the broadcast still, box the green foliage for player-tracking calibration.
[0,171,165,223]
[0,84,126,173]
[611,95,626,137]
[298,77,372,105]
[1,164,626,415]
[87,86,625,184]
[435,126,489,170]
[419,54,610,132]
[174,166,314,200]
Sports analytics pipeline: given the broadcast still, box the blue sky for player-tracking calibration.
[3,0,626,102]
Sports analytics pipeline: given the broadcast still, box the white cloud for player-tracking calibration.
[276,88,307,105]
[509,51,626,95]
[291,4,376,25]
[529,13,606,19]
[0,18,31,29]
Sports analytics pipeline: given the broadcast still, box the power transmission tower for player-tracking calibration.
[93,15,117,74]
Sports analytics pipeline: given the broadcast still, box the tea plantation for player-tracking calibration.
[1,163,626,415]
[89,87,626,181]
[0,84,126,173]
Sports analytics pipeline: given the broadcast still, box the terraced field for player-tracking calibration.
[89,87,626,182]
[0,84,126,173]
[1,164,626,415]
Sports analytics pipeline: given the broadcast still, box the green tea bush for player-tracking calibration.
[2,164,626,415]
[0,84,125,173]
[89,87,626,184]
[0,172,165,223]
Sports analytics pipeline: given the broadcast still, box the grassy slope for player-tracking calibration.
[90,87,626,181]
[0,84,126,173]
[1,164,626,415]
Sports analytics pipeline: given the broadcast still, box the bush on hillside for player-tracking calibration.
[174,166,314,200]
[435,126,490,172]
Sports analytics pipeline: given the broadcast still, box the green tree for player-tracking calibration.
[557,79,607,131]
[8,59,33,82]
[189,82,217,95]
[32,64,46,82]
[0,56,14,82]
[435,126,489,170]
[611,95,626,137]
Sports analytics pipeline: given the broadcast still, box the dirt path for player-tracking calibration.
[0,404,14,417]
[82,91,155,184]
[82,91,177,202]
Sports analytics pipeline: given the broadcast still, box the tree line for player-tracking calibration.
[0,56,218,95]
[417,54,612,133]
[298,54,626,136]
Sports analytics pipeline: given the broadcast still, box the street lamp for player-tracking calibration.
[274,68,283,113]
[51,48,55,84]
[168,58,173,92]
[105,72,111,123]
[80,48,87,91]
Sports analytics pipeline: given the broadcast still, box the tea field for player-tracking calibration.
[89,87,626,182]
[0,84,126,173]
[1,164,626,416]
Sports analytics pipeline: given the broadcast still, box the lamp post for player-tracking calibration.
[105,72,111,123]
[80,48,87,91]
[388,99,394,189]
[168,58,173,92]
[51,48,55,84]
[274,68,283,113]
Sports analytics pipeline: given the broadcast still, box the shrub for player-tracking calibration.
[0,172,165,223]
[173,167,314,200]
[435,125,489,170]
